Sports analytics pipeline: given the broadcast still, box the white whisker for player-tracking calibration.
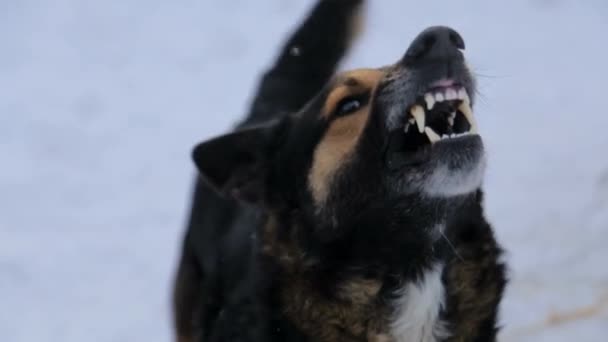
[440,231,464,262]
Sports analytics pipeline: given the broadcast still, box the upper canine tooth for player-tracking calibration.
[410,105,425,133]
[461,91,471,105]
[458,102,478,133]
[425,127,441,143]
[435,92,445,102]
[424,93,435,110]
[446,89,457,100]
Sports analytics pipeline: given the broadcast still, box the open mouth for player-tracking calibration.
[387,80,478,161]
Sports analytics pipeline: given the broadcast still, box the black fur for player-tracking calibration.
[174,1,506,341]
[175,1,365,341]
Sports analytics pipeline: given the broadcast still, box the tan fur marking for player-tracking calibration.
[322,69,384,118]
[443,241,504,342]
[281,274,390,342]
[309,109,368,202]
[311,69,384,203]
[322,86,354,118]
[338,278,382,305]
[261,216,390,341]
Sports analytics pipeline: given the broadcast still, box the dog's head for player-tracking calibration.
[194,27,483,247]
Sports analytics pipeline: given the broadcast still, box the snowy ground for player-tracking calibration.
[1,0,607,341]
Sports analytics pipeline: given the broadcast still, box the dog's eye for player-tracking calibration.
[335,95,367,117]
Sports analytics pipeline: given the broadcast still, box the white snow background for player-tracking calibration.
[1,0,607,341]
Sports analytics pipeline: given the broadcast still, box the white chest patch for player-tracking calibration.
[390,264,449,342]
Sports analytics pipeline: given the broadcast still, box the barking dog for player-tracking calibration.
[173,1,507,341]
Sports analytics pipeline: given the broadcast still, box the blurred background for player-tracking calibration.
[1,0,607,341]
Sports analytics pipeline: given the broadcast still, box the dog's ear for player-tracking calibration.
[192,121,284,204]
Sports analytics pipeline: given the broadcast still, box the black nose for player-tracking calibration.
[403,26,465,65]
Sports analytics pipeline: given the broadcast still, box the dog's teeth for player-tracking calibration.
[435,92,445,102]
[461,91,471,105]
[458,102,478,134]
[457,89,467,100]
[424,93,435,110]
[447,112,456,126]
[446,89,457,100]
[404,117,414,133]
[410,105,425,133]
[425,127,441,143]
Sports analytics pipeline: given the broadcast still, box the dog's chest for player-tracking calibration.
[390,264,449,342]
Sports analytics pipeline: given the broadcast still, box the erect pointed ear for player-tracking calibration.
[192,120,284,204]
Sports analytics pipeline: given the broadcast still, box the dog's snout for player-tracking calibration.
[402,26,465,65]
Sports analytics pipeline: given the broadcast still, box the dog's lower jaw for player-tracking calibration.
[420,152,486,198]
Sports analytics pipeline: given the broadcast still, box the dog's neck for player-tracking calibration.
[310,196,471,277]
[260,209,463,342]
[260,191,503,342]
[390,262,449,342]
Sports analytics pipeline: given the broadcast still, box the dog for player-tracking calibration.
[173,1,507,341]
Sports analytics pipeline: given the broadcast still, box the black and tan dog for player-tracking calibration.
[173,1,507,341]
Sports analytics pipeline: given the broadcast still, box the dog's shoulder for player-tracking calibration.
[175,1,367,341]
[442,192,508,341]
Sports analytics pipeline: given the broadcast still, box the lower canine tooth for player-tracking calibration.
[461,91,471,105]
[425,127,441,143]
[458,103,478,133]
[410,105,425,133]
[424,94,435,110]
